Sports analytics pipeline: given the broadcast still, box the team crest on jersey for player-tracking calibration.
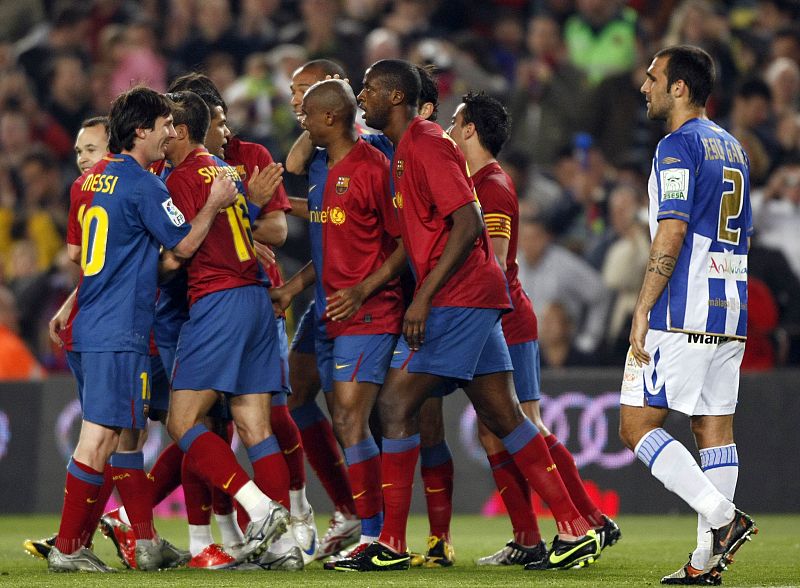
[393,192,403,209]
[161,197,186,226]
[660,168,689,201]
[330,207,346,225]
[396,159,405,177]
[335,176,350,194]
[661,156,681,164]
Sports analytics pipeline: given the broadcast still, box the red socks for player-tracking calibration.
[378,436,420,553]
[56,459,103,554]
[110,452,155,540]
[544,434,605,527]
[488,450,541,545]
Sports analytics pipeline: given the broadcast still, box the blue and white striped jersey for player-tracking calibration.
[647,118,752,339]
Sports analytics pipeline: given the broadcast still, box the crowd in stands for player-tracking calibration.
[0,0,799,378]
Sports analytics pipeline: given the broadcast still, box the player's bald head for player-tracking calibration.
[304,79,357,128]
[297,59,346,81]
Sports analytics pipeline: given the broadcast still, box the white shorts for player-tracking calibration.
[619,330,745,416]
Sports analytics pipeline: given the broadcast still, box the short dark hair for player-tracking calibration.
[654,45,715,107]
[369,59,421,107]
[461,91,510,157]
[168,72,227,112]
[303,59,346,79]
[736,77,772,102]
[108,87,172,153]
[166,91,210,144]
[416,64,439,121]
[81,116,109,133]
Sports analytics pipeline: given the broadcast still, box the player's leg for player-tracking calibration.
[619,334,754,581]
[475,415,544,567]
[413,395,455,567]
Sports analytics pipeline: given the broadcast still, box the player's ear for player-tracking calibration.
[463,122,476,140]
[390,89,404,106]
[174,124,189,140]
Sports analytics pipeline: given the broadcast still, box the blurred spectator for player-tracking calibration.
[596,184,649,355]
[45,52,92,139]
[0,0,45,43]
[109,19,168,96]
[770,25,800,63]
[537,301,594,368]
[279,0,364,80]
[176,0,251,72]
[741,276,780,371]
[363,27,403,69]
[517,215,611,356]
[563,0,638,86]
[236,0,281,50]
[489,11,526,84]
[764,57,800,119]
[6,239,50,357]
[15,4,92,102]
[752,159,800,281]
[507,13,589,167]
[0,285,43,380]
[725,78,778,185]
[382,0,436,41]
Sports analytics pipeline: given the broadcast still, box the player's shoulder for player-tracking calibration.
[227,135,274,164]
[408,118,460,157]
[356,138,390,167]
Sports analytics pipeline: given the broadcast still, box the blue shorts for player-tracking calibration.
[67,351,150,429]
[173,285,283,395]
[508,340,541,403]
[149,354,170,418]
[276,317,291,394]
[316,332,397,392]
[390,307,513,381]
[290,302,316,355]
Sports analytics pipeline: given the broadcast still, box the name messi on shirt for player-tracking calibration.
[81,173,119,195]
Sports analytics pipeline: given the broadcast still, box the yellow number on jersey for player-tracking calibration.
[80,206,109,276]
[718,167,744,246]
[225,193,255,261]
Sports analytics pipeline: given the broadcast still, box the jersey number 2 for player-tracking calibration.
[81,206,109,276]
[718,167,744,246]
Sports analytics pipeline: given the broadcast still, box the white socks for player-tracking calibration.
[188,524,214,556]
[635,429,735,528]
[289,487,311,517]
[233,480,269,521]
[214,512,245,549]
[691,444,738,570]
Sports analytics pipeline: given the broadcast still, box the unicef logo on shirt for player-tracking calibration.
[330,207,346,225]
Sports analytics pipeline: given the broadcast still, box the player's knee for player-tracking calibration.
[235,420,271,448]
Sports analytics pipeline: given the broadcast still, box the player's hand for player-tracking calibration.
[253,241,276,267]
[629,309,651,366]
[270,285,293,314]
[325,74,350,84]
[48,307,70,347]
[208,173,238,209]
[326,284,366,322]
[403,296,431,351]
[247,163,284,208]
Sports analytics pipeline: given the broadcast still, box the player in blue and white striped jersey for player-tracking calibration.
[618,45,757,586]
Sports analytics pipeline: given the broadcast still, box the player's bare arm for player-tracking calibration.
[172,174,238,259]
[405,202,483,350]
[270,261,316,312]
[327,239,407,322]
[253,240,277,267]
[48,287,77,346]
[287,196,310,220]
[66,244,81,264]
[629,218,687,365]
[285,131,315,175]
[252,209,288,247]
[246,162,284,208]
[490,236,509,271]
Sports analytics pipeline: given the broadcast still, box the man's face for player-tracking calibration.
[300,96,327,147]
[74,124,108,173]
[205,106,230,158]
[290,67,323,120]
[641,56,674,121]
[446,103,468,151]
[357,69,391,131]
[142,115,177,162]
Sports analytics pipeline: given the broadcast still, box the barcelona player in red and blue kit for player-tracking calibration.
[161,91,290,565]
[336,60,599,572]
[273,80,407,556]
[47,87,239,573]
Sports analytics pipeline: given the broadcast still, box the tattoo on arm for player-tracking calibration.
[647,251,677,278]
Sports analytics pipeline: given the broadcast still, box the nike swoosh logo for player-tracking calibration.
[393,351,402,355]
[381,483,393,489]
[425,487,445,494]
[549,534,596,565]
[86,498,98,504]
[352,490,367,500]
[309,184,317,193]
[201,504,212,511]
[499,486,508,495]
[302,537,317,556]
[371,554,409,567]
[283,443,301,455]
[335,363,351,369]
[222,473,236,490]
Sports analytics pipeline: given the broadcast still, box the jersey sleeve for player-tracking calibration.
[136,175,191,250]
[419,135,476,218]
[654,133,696,223]
[479,179,514,240]
[66,179,84,246]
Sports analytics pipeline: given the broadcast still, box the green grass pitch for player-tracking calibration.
[0,514,796,587]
